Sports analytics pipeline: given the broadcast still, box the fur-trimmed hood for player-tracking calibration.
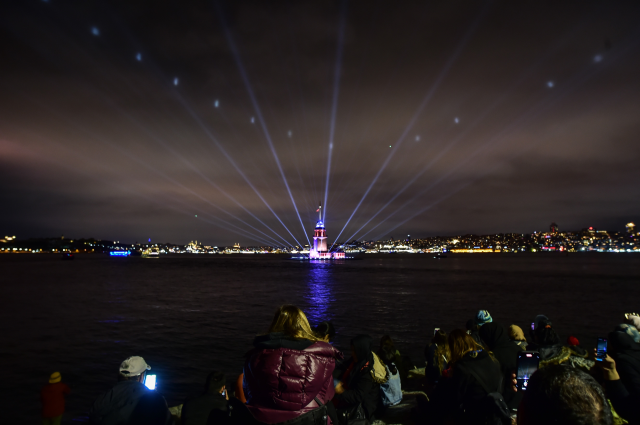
[539,345,594,371]
[371,352,389,384]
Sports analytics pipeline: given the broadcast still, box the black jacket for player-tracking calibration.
[431,350,502,425]
[609,330,640,395]
[181,393,228,425]
[334,335,380,419]
[335,361,380,419]
[479,322,523,409]
[89,380,172,425]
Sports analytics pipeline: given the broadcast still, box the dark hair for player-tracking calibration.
[534,320,561,346]
[466,318,478,331]
[315,321,336,340]
[520,365,612,425]
[430,329,450,374]
[205,371,226,393]
[378,344,399,375]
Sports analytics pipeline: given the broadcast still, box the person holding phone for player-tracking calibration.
[89,356,172,425]
[596,349,639,424]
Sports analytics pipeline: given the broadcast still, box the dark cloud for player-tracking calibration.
[1,0,639,245]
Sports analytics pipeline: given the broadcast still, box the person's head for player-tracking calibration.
[466,318,479,332]
[614,323,640,344]
[49,372,62,384]
[118,356,151,382]
[204,371,226,394]
[448,329,483,365]
[509,324,527,342]
[432,329,448,346]
[268,305,319,341]
[608,326,640,357]
[518,365,612,425]
[530,314,549,340]
[350,334,373,364]
[431,329,450,373]
[479,322,509,350]
[379,334,396,351]
[379,343,399,374]
[315,321,336,342]
[533,318,560,346]
[476,309,493,326]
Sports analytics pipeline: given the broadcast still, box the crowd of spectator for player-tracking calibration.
[41,307,640,425]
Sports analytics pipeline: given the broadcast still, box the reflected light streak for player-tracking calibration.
[97,93,295,247]
[330,3,490,249]
[362,44,636,242]
[217,6,310,247]
[323,0,348,224]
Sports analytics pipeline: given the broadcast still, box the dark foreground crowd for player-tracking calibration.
[40,306,640,425]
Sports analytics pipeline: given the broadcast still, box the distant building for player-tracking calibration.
[627,222,636,235]
[550,223,559,233]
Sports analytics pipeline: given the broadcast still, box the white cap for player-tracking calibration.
[119,356,151,376]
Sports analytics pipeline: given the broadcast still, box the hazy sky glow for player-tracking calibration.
[1,1,639,245]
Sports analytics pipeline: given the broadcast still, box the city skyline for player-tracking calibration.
[2,1,640,246]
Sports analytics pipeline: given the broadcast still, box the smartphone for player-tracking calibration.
[434,327,440,335]
[516,351,540,391]
[596,338,607,362]
[144,374,157,390]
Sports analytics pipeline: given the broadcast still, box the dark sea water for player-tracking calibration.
[1,253,639,423]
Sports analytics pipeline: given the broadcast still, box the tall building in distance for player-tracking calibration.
[627,222,636,236]
[309,202,345,260]
[550,223,559,233]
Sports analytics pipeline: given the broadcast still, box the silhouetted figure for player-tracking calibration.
[41,372,71,425]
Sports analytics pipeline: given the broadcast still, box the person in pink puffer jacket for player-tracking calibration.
[243,305,343,424]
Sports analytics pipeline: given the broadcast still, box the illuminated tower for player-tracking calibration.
[627,222,636,235]
[311,203,328,258]
[309,203,344,260]
[550,223,559,233]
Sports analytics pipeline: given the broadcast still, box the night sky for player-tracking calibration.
[2,1,639,246]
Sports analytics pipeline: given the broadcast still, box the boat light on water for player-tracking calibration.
[110,251,131,257]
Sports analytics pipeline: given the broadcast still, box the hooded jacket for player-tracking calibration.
[479,322,523,409]
[89,380,172,425]
[533,344,594,371]
[243,332,342,424]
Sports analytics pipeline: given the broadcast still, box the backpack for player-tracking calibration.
[456,365,511,425]
[380,364,402,407]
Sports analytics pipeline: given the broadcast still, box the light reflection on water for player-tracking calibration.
[304,263,335,325]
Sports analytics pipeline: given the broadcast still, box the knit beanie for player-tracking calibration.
[509,325,526,342]
[476,310,493,326]
[49,372,61,383]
